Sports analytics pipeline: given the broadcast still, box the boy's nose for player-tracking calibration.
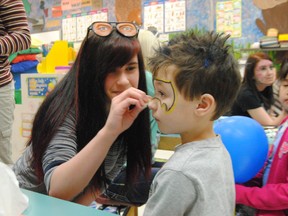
[148,98,158,111]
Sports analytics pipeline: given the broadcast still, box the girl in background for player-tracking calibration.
[230,52,287,126]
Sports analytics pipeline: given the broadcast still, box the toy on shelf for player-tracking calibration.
[37,40,69,73]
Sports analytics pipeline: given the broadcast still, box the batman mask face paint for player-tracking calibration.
[152,78,177,113]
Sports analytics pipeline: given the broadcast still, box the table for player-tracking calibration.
[22,189,115,216]
[158,133,180,151]
[154,149,174,162]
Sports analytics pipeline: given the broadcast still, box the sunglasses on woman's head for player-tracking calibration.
[87,22,139,38]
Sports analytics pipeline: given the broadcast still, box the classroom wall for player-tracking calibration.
[24,0,264,47]
[102,0,263,47]
[186,0,263,47]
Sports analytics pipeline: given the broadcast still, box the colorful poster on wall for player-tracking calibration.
[76,13,92,41]
[143,1,164,33]
[51,0,62,18]
[61,0,82,11]
[52,6,63,18]
[20,74,65,139]
[61,0,71,11]
[91,0,103,10]
[90,8,108,23]
[164,0,186,32]
[81,0,93,7]
[77,9,108,40]
[62,15,77,41]
[216,0,242,38]
[27,77,58,97]
[62,8,108,42]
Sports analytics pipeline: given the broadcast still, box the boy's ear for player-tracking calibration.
[194,94,215,116]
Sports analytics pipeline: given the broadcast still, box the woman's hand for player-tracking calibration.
[49,88,150,200]
[104,87,150,135]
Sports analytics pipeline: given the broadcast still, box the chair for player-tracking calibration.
[95,193,139,216]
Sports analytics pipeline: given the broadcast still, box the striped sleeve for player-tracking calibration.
[42,111,78,192]
[0,0,31,55]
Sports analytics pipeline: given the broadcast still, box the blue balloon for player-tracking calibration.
[214,116,269,183]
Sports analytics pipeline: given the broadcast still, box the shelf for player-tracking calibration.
[240,47,288,52]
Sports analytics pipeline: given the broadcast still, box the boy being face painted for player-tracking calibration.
[144,30,241,216]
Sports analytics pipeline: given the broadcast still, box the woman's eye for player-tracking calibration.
[127,66,136,71]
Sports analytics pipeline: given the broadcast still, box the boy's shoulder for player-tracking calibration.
[162,137,228,174]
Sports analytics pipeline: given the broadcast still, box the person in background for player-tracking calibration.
[0,0,31,165]
[138,29,160,72]
[144,30,241,216]
[235,57,288,216]
[230,52,287,126]
[13,21,154,206]
[138,29,161,163]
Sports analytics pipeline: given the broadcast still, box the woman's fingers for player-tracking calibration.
[112,87,150,108]
[105,88,150,134]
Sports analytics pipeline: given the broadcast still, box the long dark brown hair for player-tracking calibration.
[29,30,152,190]
[242,52,275,110]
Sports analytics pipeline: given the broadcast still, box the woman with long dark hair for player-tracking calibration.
[13,22,152,205]
[230,52,286,126]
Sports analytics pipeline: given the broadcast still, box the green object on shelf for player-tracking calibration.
[15,89,22,104]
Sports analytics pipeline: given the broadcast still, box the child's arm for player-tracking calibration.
[248,108,287,126]
[236,183,288,210]
[241,146,273,188]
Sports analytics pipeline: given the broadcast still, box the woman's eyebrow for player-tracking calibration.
[127,61,138,65]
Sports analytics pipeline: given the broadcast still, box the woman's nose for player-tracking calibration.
[268,67,276,74]
[116,72,129,85]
